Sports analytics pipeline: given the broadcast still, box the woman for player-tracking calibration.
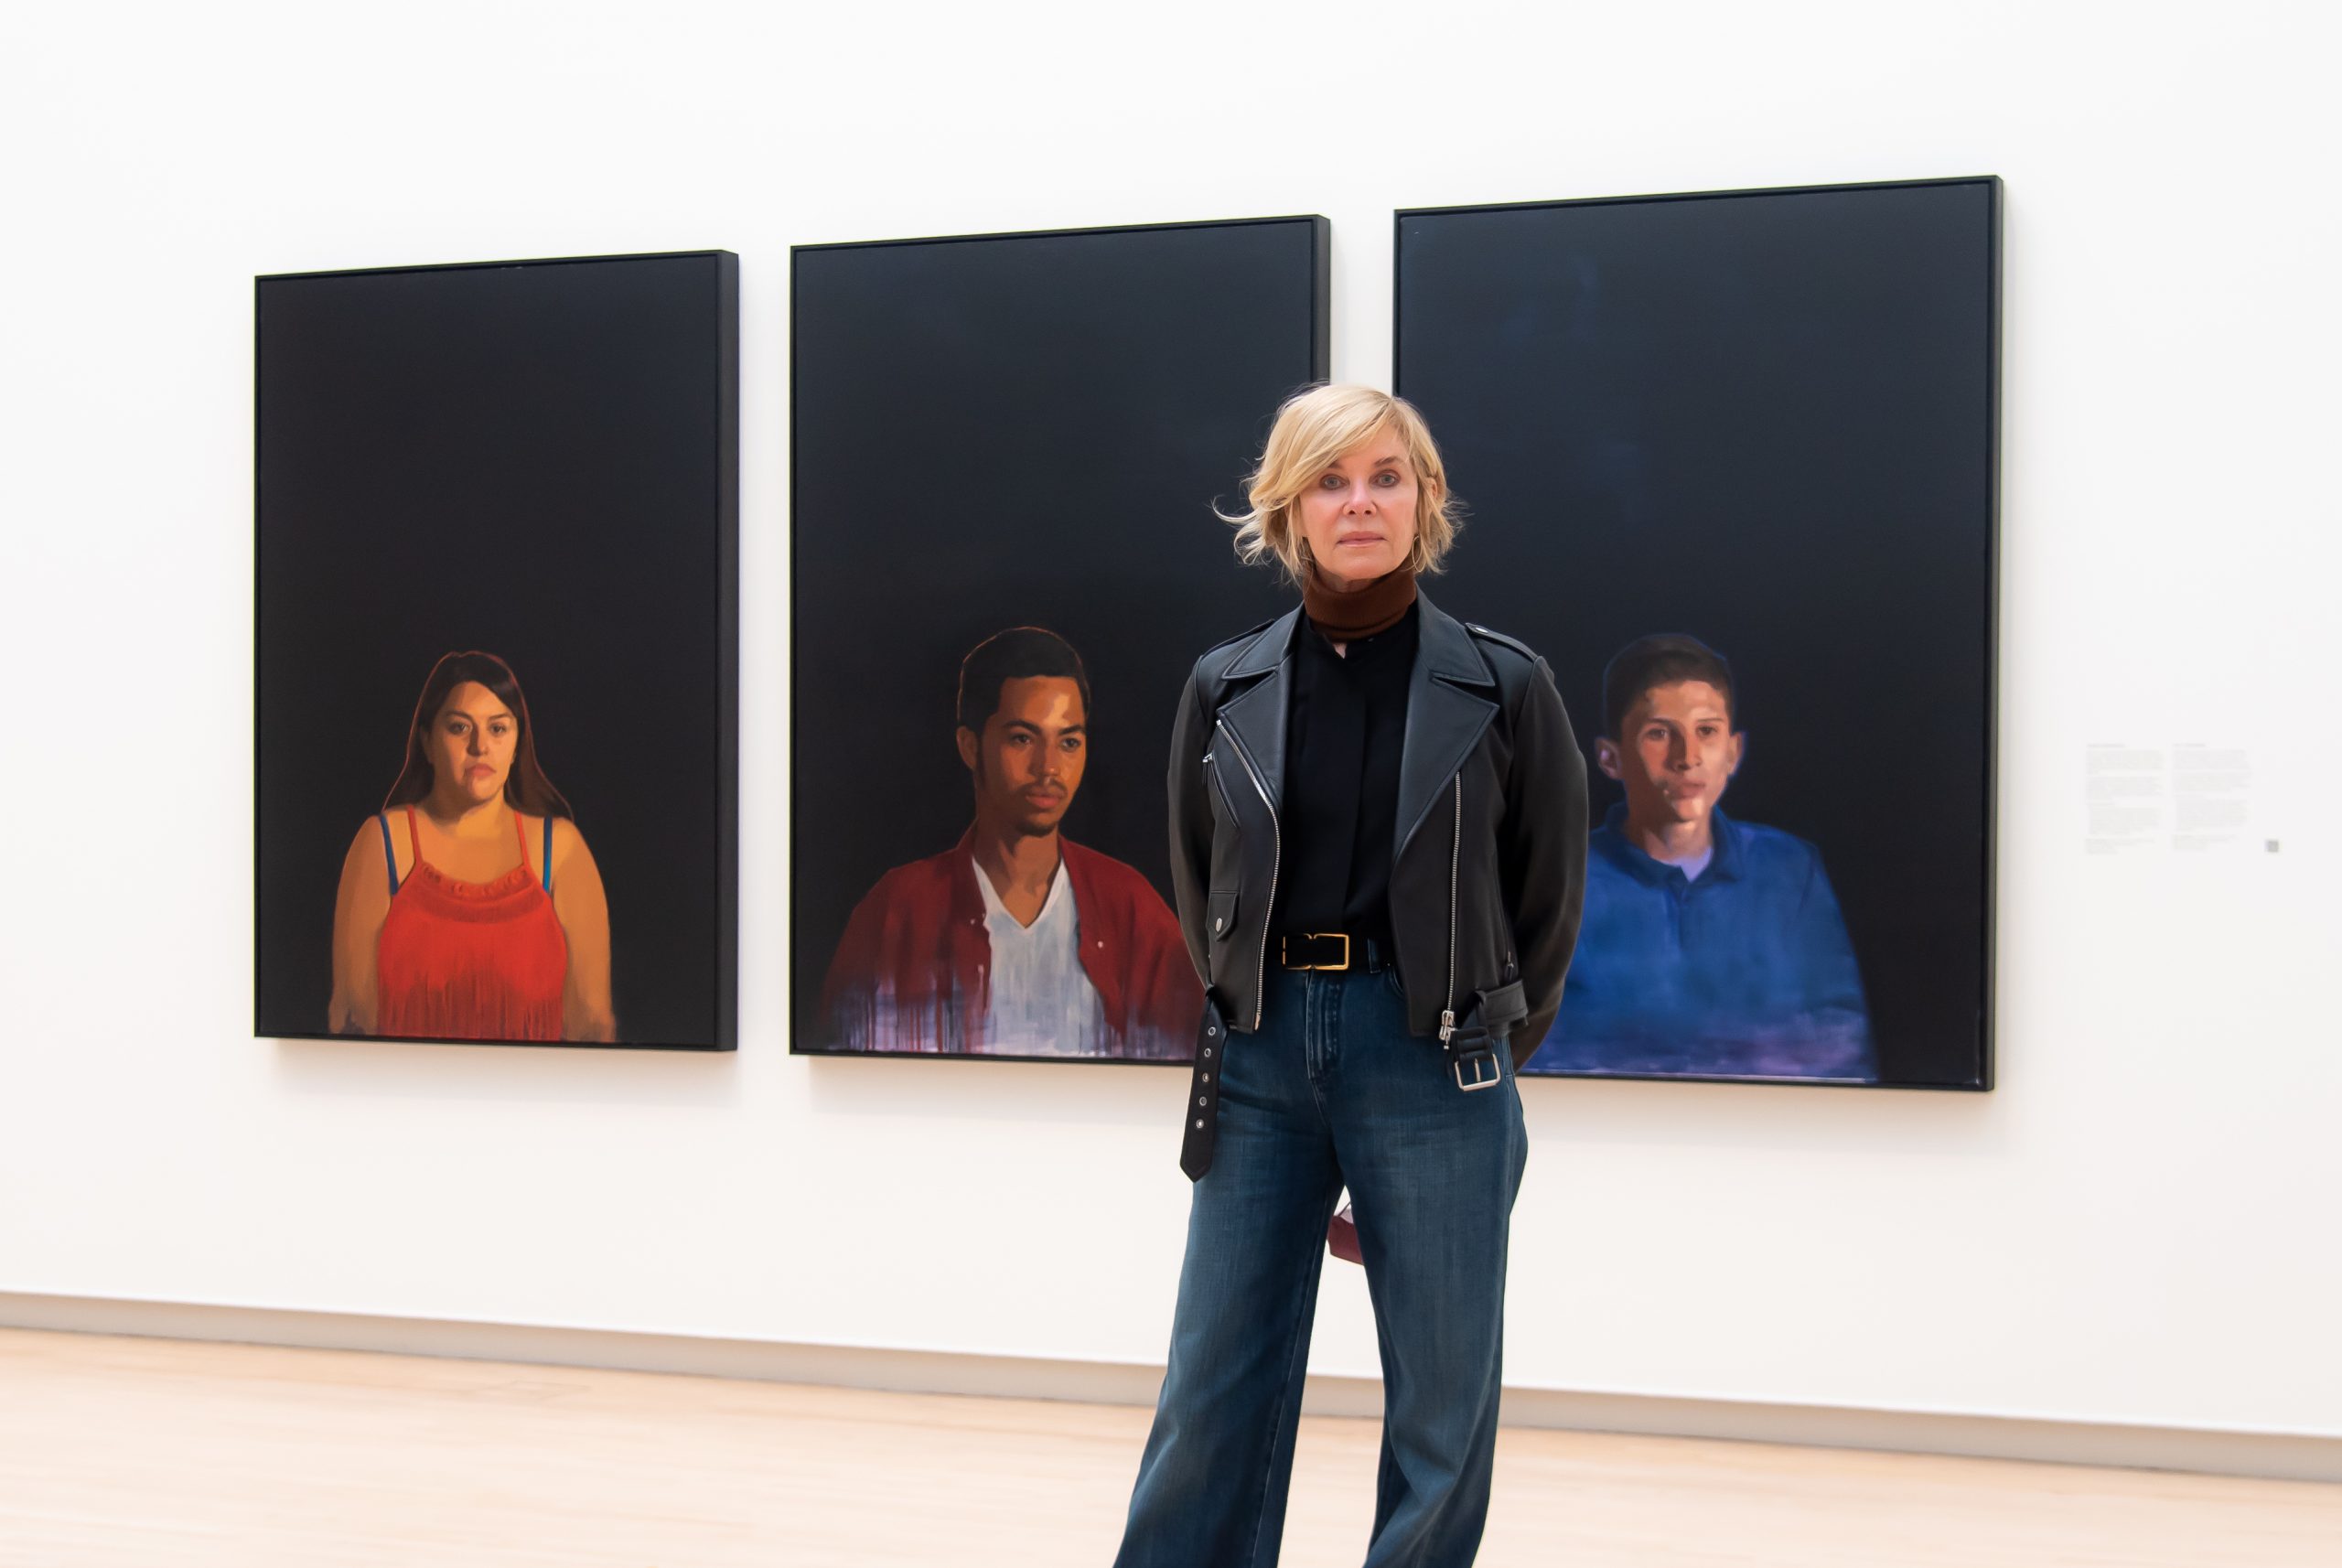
[1118,386,1588,1566]
[328,650,616,1043]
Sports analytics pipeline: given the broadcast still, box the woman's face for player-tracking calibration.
[1295,426,1419,589]
[427,681,518,806]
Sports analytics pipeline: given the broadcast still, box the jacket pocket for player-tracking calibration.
[1206,890,1240,946]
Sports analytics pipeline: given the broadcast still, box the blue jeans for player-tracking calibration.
[1114,963,1529,1568]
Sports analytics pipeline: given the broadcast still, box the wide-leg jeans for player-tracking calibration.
[1113,962,1530,1568]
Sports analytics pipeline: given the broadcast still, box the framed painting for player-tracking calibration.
[791,216,1328,1062]
[1396,178,1998,1089]
[255,250,738,1048]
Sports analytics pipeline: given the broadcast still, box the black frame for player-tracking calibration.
[788,214,1331,1065]
[253,249,739,1050]
[1395,177,2000,1092]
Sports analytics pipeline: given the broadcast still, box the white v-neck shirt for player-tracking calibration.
[971,855,1106,1056]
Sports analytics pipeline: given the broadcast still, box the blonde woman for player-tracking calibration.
[1115,385,1588,1566]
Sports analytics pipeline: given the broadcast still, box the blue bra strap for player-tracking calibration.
[543,815,554,892]
[377,811,400,894]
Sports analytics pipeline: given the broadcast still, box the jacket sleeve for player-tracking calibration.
[1500,656,1590,1066]
[1165,659,1215,986]
[1137,897,1207,1058]
[1792,847,1877,1080]
[819,879,890,1052]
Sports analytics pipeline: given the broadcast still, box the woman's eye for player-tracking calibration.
[1319,473,1344,489]
[1374,470,1400,486]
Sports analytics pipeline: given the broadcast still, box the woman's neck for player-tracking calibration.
[420,790,512,836]
[1300,560,1416,645]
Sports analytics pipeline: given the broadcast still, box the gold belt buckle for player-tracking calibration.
[1295,931,1350,971]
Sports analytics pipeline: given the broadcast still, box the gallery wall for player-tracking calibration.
[3,0,2337,1443]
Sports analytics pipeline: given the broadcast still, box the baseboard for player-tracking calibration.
[4,1291,2333,1484]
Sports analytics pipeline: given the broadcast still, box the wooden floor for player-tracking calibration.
[0,1329,2334,1566]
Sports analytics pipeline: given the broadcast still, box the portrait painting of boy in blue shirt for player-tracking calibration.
[1526,634,1876,1081]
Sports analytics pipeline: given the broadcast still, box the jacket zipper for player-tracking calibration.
[1440,774,1460,1043]
[1215,718,1280,1029]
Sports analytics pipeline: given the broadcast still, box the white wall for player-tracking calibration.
[4,0,2337,1440]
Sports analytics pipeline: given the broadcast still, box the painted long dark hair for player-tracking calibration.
[382,650,574,819]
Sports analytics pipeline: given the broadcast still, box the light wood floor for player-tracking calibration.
[0,1329,2334,1566]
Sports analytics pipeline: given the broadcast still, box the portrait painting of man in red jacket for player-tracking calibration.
[820,627,1199,1058]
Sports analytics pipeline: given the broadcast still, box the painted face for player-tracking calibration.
[428,680,519,806]
[959,675,1087,838]
[1295,426,1419,588]
[1597,680,1743,829]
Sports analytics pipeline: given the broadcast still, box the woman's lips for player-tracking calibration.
[467,765,496,779]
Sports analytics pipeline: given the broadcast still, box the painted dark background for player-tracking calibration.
[790,218,1328,1057]
[255,252,737,1048]
[1396,179,1996,1090]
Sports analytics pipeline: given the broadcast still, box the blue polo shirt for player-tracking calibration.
[1526,803,1876,1081]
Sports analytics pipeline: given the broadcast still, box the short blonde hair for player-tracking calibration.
[1223,384,1462,581]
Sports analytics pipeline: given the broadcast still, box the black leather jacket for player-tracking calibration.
[1166,592,1588,1170]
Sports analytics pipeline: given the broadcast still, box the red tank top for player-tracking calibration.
[376,806,568,1041]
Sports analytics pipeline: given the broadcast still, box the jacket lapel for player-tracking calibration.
[1393,593,1499,861]
[1214,607,1299,812]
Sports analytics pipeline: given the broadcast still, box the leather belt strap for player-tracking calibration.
[1439,980,1527,1091]
[1178,992,1230,1180]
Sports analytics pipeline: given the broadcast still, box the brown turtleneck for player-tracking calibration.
[1300,561,1418,643]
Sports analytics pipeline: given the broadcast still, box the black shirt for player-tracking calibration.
[1273,600,1418,945]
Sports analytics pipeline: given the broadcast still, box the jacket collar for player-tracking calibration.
[1211,590,1499,861]
[1394,593,1500,859]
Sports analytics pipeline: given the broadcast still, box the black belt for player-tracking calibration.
[1275,931,1395,972]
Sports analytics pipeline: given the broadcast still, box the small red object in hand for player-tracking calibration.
[1327,1201,1361,1264]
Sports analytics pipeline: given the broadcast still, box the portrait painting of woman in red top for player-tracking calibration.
[328,650,617,1043]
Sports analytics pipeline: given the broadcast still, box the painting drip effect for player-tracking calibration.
[823,980,968,1055]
